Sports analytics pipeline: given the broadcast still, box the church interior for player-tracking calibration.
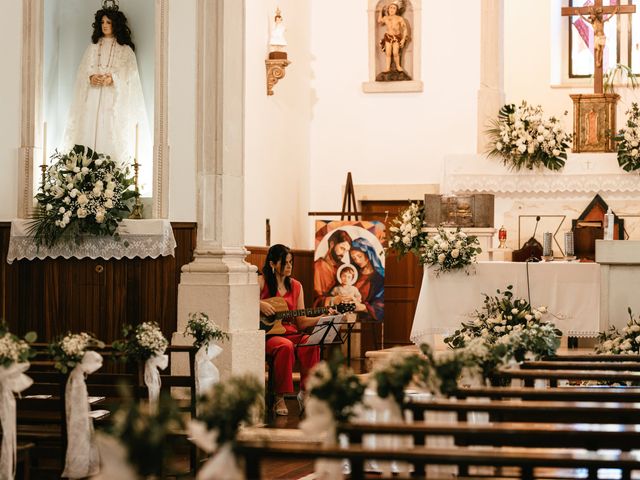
[3,0,640,478]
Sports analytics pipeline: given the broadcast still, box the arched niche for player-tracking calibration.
[18,0,169,219]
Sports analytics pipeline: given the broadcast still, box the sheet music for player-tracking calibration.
[306,314,343,345]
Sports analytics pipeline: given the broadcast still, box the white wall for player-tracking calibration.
[244,0,312,247]
[243,0,482,250]
[0,1,22,220]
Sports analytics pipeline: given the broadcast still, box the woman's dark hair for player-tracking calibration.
[92,9,135,50]
[262,244,292,297]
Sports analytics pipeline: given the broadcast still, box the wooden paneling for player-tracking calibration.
[246,246,314,308]
[0,222,197,343]
[360,200,423,348]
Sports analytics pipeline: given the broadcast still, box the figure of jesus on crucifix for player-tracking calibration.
[562,1,636,94]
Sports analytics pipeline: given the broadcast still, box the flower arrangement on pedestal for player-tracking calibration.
[486,102,571,171]
[615,103,640,172]
[28,144,138,248]
[595,307,640,354]
[388,204,482,275]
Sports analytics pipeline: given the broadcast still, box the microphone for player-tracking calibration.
[531,215,541,239]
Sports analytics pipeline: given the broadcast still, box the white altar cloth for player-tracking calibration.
[410,261,601,346]
[6,219,176,263]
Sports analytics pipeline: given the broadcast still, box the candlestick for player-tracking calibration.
[564,231,575,260]
[134,123,139,162]
[42,122,47,167]
[498,226,507,248]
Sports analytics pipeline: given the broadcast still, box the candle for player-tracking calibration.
[564,232,575,258]
[542,232,552,257]
[42,122,47,167]
[134,123,139,162]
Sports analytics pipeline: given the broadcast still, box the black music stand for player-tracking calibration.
[297,314,357,364]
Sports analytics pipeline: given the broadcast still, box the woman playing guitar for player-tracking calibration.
[259,244,343,416]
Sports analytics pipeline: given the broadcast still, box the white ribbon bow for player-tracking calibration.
[62,350,103,479]
[197,442,244,480]
[144,353,168,410]
[0,362,32,480]
[92,433,137,480]
[195,344,222,396]
[299,397,344,480]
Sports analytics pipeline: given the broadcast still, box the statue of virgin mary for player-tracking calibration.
[62,1,150,178]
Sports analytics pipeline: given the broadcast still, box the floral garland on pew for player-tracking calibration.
[300,351,365,479]
[388,203,482,276]
[595,307,640,354]
[113,322,169,410]
[96,388,184,479]
[184,312,229,396]
[189,374,264,480]
[50,332,105,478]
[486,102,571,172]
[28,144,138,248]
[0,323,36,479]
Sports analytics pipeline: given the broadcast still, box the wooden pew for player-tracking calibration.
[235,440,640,480]
[520,360,640,371]
[405,397,640,424]
[452,385,640,402]
[495,366,640,387]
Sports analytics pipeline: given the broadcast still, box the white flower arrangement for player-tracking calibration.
[615,103,640,172]
[0,323,36,368]
[445,285,559,348]
[387,202,426,259]
[184,312,228,349]
[113,322,168,362]
[596,307,640,354]
[421,227,481,275]
[28,144,138,248]
[49,332,105,374]
[487,102,571,171]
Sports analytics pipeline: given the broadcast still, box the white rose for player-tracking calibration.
[58,207,65,214]
[525,314,532,321]
[403,236,411,246]
[104,189,114,199]
[632,140,639,147]
[78,194,89,205]
[92,187,102,197]
[511,308,518,314]
[69,189,79,198]
[73,167,80,173]
[496,142,503,151]
[104,199,113,209]
[437,253,446,264]
[451,249,460,259]
[95,159,103,166]
[107,182,116,190]
[46,203,53,211]
[632,149,639,157]
[95,209,106,224]
[439,242,449,251]
[77,208,88,218]
[63,197,71,205]
[66,183,74,190]
[81,167,89,174]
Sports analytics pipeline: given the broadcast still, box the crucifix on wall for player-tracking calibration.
[561,1,636,153]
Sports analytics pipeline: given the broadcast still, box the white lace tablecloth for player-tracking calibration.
[410,261,601,345]
[6,219,176,263]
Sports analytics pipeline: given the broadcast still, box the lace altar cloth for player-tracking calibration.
[6,219,176,264]
[410,261,602,346]
[444,153,640,194]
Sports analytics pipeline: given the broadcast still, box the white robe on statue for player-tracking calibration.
[62,37,151,190]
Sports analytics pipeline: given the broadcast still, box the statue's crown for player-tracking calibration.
[102,0,119,12]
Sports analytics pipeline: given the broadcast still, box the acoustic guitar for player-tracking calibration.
[260,296,356,336]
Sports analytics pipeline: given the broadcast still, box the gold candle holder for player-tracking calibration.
[128,158,144,219]
[40,164,47,187]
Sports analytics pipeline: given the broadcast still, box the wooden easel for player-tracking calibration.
[308,172,384,354]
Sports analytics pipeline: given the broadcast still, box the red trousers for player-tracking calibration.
[266,333,320,394]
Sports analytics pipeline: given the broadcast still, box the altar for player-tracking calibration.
[410,261,601,346]
[6,219,176,263]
